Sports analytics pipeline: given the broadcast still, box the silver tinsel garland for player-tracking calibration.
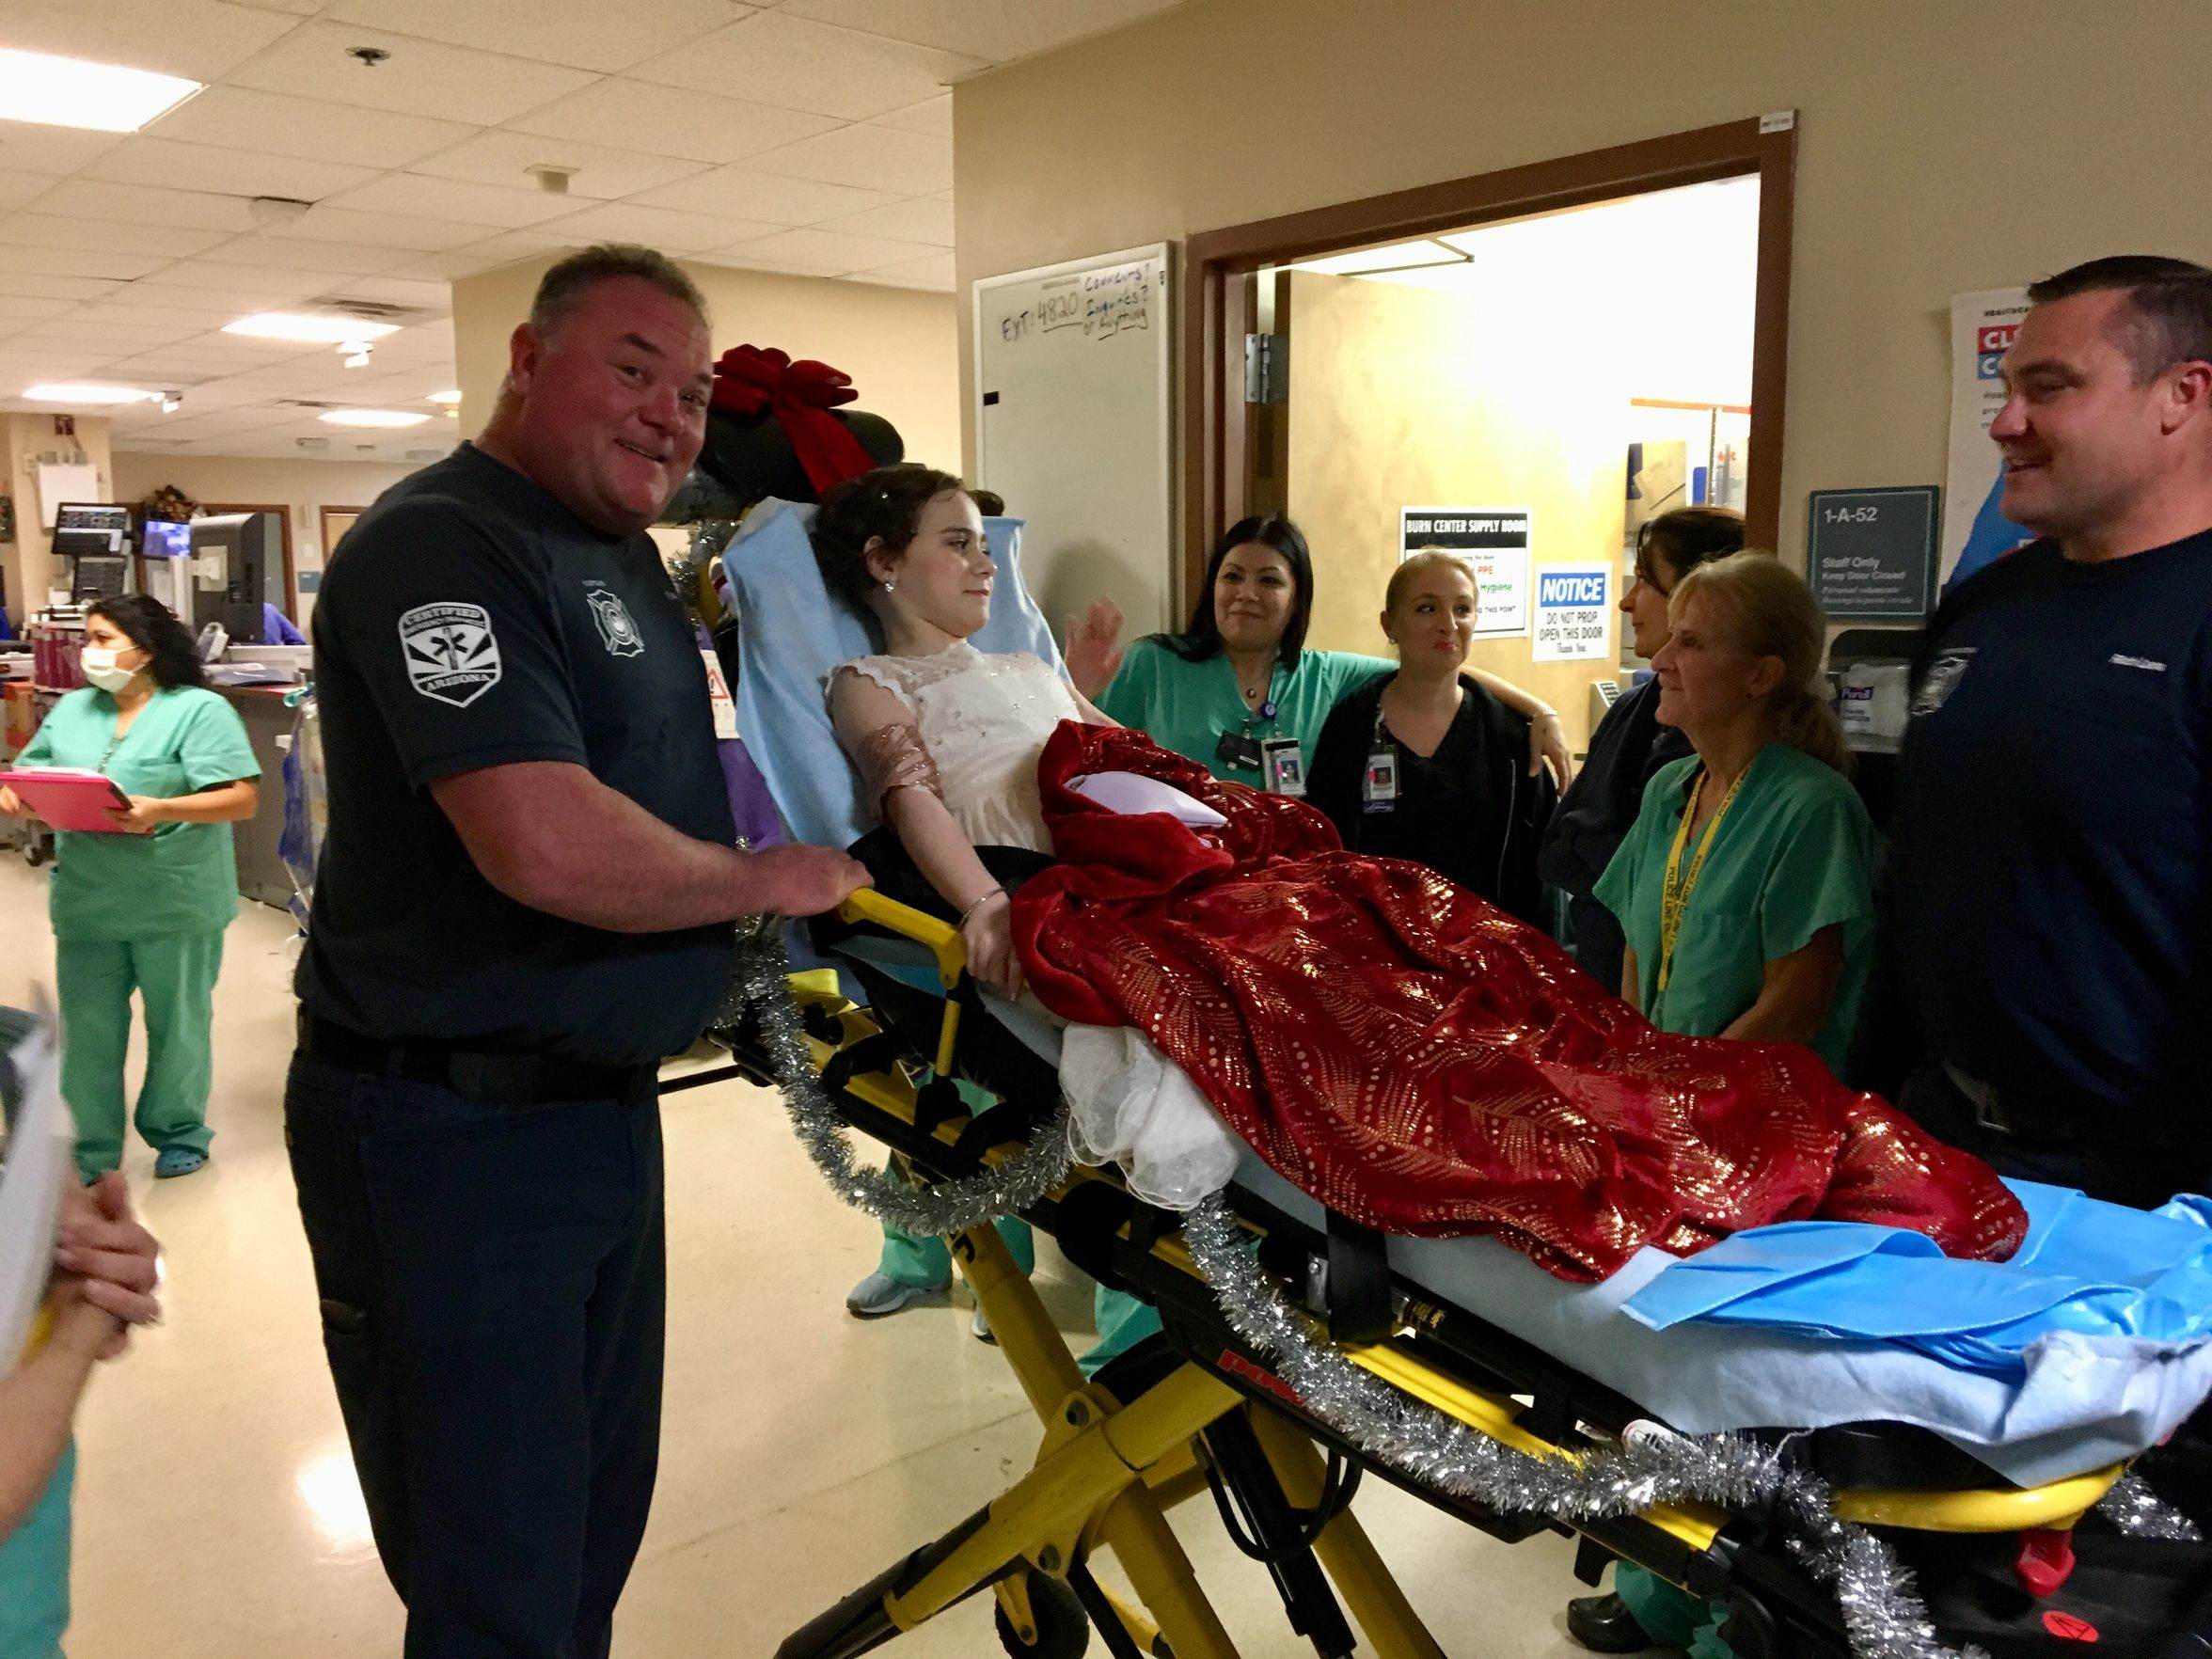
[2098,1473,2204,1542]
[732,932,1076,1237]
[731,934,2193,1659]
[1177,1193,1986,1659]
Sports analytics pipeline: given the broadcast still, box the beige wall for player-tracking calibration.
[954,0,2212,566]
[451,259,960,478]
[110,452,421,592]
[3,413,114,627]
[1288,272,1627,751]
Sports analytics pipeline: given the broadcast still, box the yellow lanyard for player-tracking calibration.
[1656,766,1746,995]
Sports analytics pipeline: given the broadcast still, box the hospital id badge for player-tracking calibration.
[1216,729,1263,772]
[1261,736,1306,797]
[1362,748,1399,813]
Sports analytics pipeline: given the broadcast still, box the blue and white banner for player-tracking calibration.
[1533,566,1610,662]
[1942,286,2033,586]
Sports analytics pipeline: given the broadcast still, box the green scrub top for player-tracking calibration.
[16,685,261,942]
[1594,743,1874,1072]
[1098,636,1391,784]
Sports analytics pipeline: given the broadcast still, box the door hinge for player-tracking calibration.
[1244,333,1288,405]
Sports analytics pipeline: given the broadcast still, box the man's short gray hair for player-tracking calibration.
[528,244,709,340]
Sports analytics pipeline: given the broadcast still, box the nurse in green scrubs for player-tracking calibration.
[1067,514,1573,1377]
[1573,553,1872,1659]
[1,595,260,1181]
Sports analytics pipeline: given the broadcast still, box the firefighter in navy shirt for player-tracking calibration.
[1888,256,2212,1209]
[287,245,866,1658]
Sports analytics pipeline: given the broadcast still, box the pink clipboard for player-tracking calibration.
[6,767,135,831]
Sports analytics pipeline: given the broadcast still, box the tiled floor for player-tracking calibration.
[3,856,1605,1656]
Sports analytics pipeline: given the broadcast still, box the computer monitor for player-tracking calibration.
[51,503,130,560]
[186,512,280,644]
[141,519,192,560]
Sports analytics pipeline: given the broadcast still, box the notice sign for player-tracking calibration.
[1532,567,1610,661]
[1807,486,1940,620]
[1400,506,1530,639]
[1943,286,2032,583]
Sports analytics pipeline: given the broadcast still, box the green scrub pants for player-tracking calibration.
[0,1442,73,1659]
[55,930,224,1178]
[876,1079,1040,1288]
[1616,1562,1733,1659]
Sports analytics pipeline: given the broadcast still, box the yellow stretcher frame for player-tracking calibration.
[763,891,2125,1658]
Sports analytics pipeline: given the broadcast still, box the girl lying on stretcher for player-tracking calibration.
[812,466,2029,1285]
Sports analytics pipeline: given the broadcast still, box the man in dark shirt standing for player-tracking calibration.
[288,244,866,1656]
[1890,255,2212,1207]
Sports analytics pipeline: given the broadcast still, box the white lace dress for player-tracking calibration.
[828,640,1242,1209]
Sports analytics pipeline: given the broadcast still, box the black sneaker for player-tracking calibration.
[1567,1592,1653,1653]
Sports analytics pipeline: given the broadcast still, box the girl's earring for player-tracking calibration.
[882,579,896,592]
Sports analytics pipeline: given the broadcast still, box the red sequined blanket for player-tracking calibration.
[1011,722,2025,1281]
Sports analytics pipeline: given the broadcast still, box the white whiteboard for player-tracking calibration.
[973,243,1174,640]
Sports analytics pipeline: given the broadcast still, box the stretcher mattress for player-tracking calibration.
[833,946,2212,1489]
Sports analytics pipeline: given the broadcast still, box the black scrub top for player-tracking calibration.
[1307,672,1554,924]
[295,442,736,1067]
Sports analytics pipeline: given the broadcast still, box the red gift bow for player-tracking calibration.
[710,343,878,498]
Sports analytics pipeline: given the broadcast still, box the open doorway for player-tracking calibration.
[1249,174,1761,749]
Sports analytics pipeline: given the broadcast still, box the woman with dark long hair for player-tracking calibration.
[1,594,260,1178]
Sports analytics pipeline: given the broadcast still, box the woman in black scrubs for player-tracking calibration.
[1538,505,1745,992]
[1307,550,1555,922]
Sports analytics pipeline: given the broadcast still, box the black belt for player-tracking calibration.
[297,1013,658,1107]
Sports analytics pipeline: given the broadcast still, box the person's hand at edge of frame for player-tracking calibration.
[741,843,872,918]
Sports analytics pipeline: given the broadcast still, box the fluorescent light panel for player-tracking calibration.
[23,382,155,404]
[319,409,430,429]
[426,389,464,404]
[224,314,403,345]
[1293,240,1468,276]
[0,48,201,134]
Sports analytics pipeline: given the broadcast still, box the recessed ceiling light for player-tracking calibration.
[0,48,202,134]
[23,383,156,404]
[1292,240,1468,276]
[319,408,431,429]
[224,313,402,344]
[426,389,463,404]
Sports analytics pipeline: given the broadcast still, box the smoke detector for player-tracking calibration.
[526,164,577,196]
[247,195,312,227]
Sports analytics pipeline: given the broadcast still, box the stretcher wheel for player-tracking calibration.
[995,1573,1089,1659]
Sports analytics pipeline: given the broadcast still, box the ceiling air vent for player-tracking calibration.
[306,296,436,326]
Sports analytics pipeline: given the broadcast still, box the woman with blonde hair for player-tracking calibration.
[1573,551,1871,1656]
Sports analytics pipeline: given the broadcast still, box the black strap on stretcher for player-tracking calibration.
[1321,1210,1394,1346]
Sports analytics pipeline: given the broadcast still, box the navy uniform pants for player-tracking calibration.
[284,1051,665,1659]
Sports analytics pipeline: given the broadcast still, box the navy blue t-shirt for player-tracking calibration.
[1892,529,2212,1132]
[297,443,736,1066]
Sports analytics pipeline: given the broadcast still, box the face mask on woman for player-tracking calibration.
[79,646,142,694]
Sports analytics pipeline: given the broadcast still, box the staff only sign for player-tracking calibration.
[1532,567,1611,661]
[1399,506,1530,638]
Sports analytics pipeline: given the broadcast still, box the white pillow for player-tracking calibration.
[1066,770,1228,828]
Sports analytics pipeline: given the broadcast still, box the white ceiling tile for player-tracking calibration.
[741,123,952,196]
[328,276,457,309]
[503,80,842,167]
[384,249,502,282]
[0,120,125,178]
[714,228,929,274]
[199,237,419,276]
[145,87,480,170]
[0,172,57,213]
[626,13,986,121]
[97,280,292,314]
[777,0,1183,64]
[813,195,953,246]
[0,273,121,301]
[536,201,774,254]
[86,137,380,202]
[32,181,261,235]
[130,260,327,297]
[223,0,324,13]
[64,298,251,333]
[690,252,842,278]
[0,297,75,324]
[327,0,753,74]
[0,0,300,82]
[871,96,953,139]
[0,243,165,279]
[856,250,955,287]
[229,24,599,124]
[330,175,579,229]
[271,208,483,252]
[409,130,710,200]
[629,167,898,226]
[844,270,955,292]
[0,214,230,260]
[451,229,579,266]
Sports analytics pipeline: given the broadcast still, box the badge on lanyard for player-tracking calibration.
[1362,747,1399,813]
[1216,728,1264,771]
[1261,735,1306,797]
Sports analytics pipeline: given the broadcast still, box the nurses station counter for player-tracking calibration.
[212,684,296,911]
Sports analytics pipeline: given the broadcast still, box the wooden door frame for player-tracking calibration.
[318,505,368,570]
[203,502,296,620]
[1180,114,1797,614]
